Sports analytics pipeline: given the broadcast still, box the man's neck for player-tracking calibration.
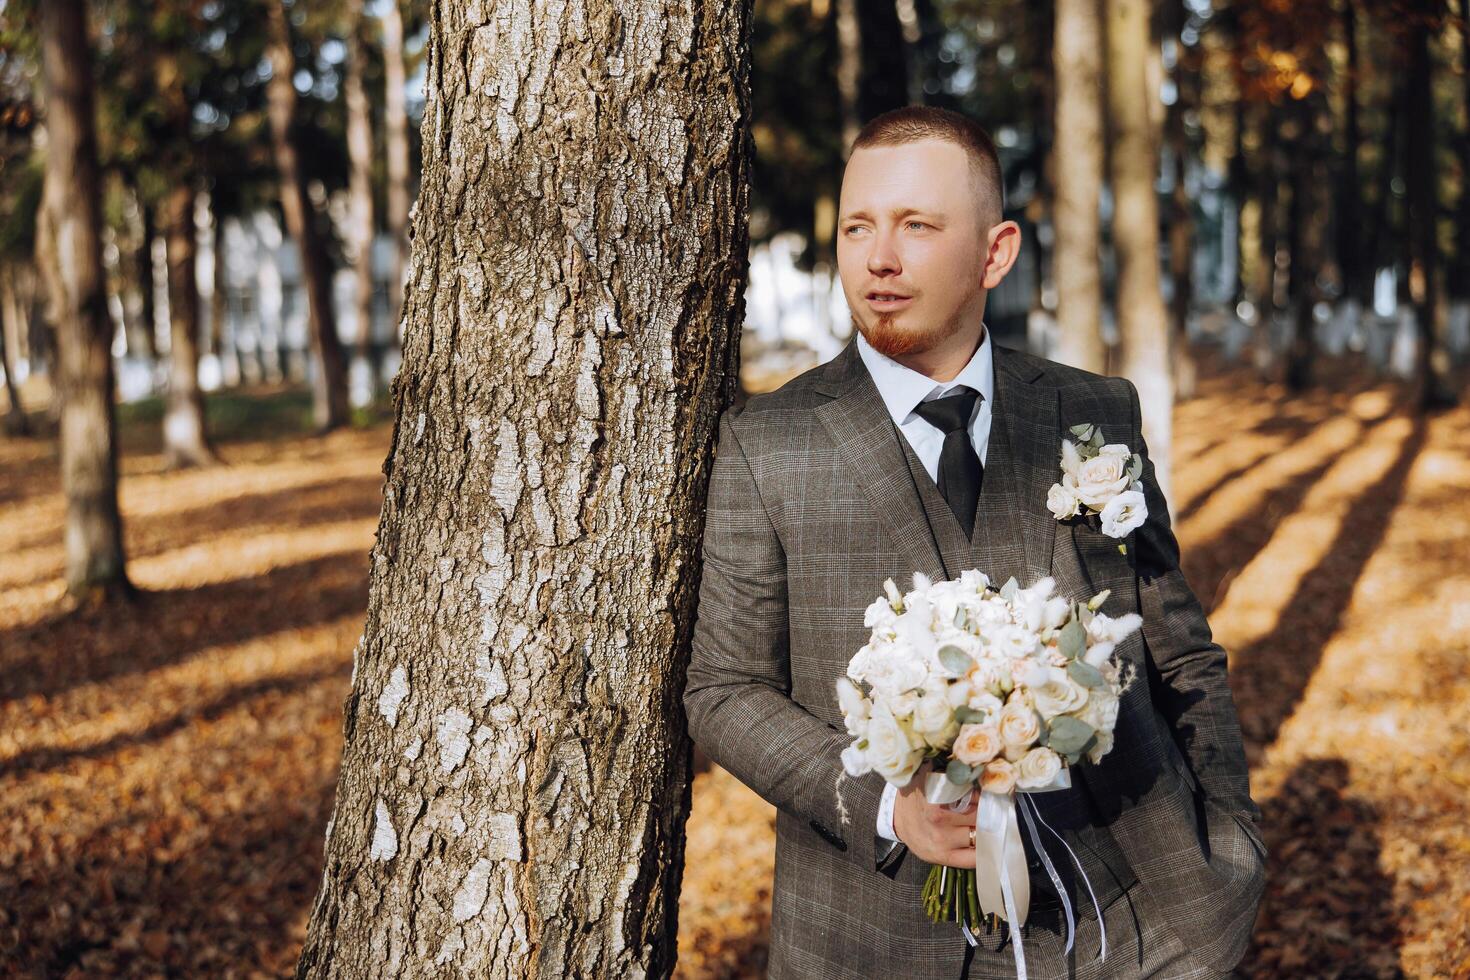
[888,322,988,383]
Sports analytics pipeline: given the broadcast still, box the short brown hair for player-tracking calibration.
[851,106,1006,226]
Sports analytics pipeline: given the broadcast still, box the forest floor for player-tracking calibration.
[1,355,1467,978]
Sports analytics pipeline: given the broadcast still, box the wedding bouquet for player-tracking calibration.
[837,569,1140,947]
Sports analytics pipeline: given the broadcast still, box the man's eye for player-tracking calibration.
[907,221,928,231]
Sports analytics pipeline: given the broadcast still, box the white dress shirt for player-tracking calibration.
[854,326,995,857]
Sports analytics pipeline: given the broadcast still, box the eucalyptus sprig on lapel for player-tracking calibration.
[1046,423,1147,553]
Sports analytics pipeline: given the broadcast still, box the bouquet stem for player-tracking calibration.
[922,864,986,932]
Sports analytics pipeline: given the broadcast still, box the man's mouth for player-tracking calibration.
[866,291,914,309]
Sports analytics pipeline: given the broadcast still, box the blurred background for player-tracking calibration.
[2,0,1469,976]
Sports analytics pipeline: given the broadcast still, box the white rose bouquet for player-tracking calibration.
[1046,422,1147,550]
[837,570,1140,967]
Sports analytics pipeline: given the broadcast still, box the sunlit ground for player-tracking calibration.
[1,356,1467,977]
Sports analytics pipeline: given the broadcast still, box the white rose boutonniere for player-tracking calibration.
[1049,423,1147,553]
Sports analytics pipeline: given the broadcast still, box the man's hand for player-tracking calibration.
[891,762,978,868]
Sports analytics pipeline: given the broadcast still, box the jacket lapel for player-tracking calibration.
[991,344,1060,586]
[814,340,947,584]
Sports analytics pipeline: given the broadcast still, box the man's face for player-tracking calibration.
[836,139,993,360]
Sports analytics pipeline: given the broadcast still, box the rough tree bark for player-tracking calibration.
[295,0,752,976]
[264,0,351,431]
[381,0,411,340]
[1106,0,1174,497]
[1052,0,1107,373]
[345,0,379,395]
[39,0,132,603]
[163,183,217,467]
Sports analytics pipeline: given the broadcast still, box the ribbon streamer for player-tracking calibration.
[927,769,1106,973]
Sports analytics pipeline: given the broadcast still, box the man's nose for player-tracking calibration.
[866,230,901,276]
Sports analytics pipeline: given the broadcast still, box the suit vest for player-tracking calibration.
[890,416,1138,922]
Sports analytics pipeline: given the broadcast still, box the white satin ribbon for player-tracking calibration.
[923,769,1106,975]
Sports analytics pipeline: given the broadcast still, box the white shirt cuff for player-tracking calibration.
[876,780,900,842]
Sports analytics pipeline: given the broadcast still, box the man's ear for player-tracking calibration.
[980,220,1022,290]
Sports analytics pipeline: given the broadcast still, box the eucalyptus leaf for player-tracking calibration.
[938,645,974,677]
[1058,620,1086,660]
[1127,454,1143,482]
[955,706,988,725]
[1046,716,1097,755]
[953,607,968,629]
[946,759,976,785]
[1069,422,1095,440]
[1068,660,1106,689]
[1088,429,1106,450]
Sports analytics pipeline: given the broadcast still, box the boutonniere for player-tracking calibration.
[1046,423,1147,553]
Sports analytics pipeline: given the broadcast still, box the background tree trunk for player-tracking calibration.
[1106,0,1174,497]
[131,189,160,361]
[345,0,379,397]
[0,265,30,436]
[39,0,132,603]
[1164,0,1197,399]
[163,184,217,467]
[264,0,351,432]
[381,0,411,342]
[1404,10,1456,409]
[1052,0,1107,373]
[294,0,753,976]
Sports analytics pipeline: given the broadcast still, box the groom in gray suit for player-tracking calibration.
[683,106,1265,978]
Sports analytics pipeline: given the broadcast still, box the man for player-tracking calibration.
[683,106,1265,978]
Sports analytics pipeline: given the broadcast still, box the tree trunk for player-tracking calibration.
[163,183,217,467]
[0,265,31,436]
[346,0,379,397]
[1284,103,1326,392]
[1052,0,1107,373]
[1106,0,1173,497]
[264,0,351,432]
[40,0,132,604]
[1164,0,1197,399]
[1336,0,1366,305]
[834,0,909,152]
[132,189,160,360]
[1404,11,1457,409]
[382,0,411,342]
[1457,0,1470,299]
[294,0,752,976]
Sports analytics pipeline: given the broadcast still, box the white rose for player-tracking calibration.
[965,690,1005,721]
[1032,667,1089,717]
[1099,490,1147,538]
[887,688,920,719]
[863,596,898,631]
[981,758,1017,795]
[1073,453,1131,508]
[912,688,956,737]
[988,624,1039,661]
[841,743,872,776]
[958,569,991,593]
[998,702,1041,750]
[835,677,871,736]
[1080,689,1120,734]
[1016,746,1063,789]
[953,723,1002,767]
[866,705,924,784]
[1047,481,1082,520]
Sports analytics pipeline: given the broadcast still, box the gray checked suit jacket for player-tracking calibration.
[682,337,1267,978]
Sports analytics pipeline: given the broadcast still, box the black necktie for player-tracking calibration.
[912,386,984,538]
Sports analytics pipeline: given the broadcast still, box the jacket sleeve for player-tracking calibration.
[683,408,906,877]
[1123,379,1263,833]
